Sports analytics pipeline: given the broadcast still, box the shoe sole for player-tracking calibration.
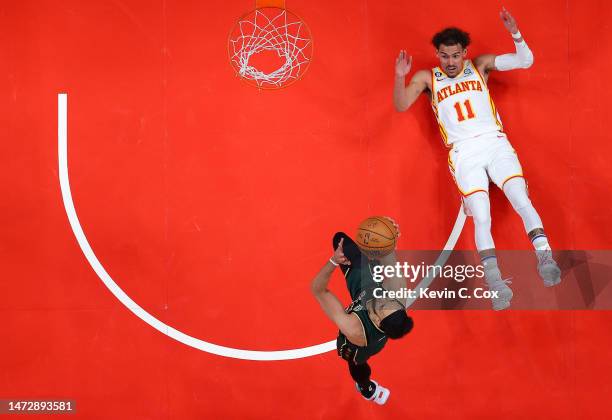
[492,286,512,310]
[543,277,561,287]
[492,299,511,311]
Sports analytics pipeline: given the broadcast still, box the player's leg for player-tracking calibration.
[488,140,561,286]
[502,177,561,286]
[452,148,512,309]
[464,191,513,310]
[348,361,375,398]
[450,149,494,251]
[337,335,390,404]
[501,177,542,236]
[464,191,495,251]
[348,361,390,405]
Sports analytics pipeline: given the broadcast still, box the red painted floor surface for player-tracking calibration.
[1,1,612,418]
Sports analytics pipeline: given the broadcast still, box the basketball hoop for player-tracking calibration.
[228,0,313,89]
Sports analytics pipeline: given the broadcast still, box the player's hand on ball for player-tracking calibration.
[395,50,412,78]
[499,7,518,34]
[332,238,351,266]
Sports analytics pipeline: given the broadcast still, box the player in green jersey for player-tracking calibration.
[311,229,413,405]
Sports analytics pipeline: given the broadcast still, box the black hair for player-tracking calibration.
[432,27,471,49]
[380,310,414,339]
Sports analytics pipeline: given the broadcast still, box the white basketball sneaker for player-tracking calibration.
[537,250,561,287]
[356,380,390,405]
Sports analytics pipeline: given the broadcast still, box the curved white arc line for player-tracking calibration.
[58,93,334,361]
[404,206,467,308]
[58,93,465,360]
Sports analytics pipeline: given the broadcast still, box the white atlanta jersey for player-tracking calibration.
[430,60,503,146]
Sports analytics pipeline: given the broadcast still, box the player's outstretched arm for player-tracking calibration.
[311,239,364,344]
[475,7,534,74]
[394,51,429,112]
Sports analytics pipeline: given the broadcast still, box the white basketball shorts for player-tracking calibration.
[447,131,524,196]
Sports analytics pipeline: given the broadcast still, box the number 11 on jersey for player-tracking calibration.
[454,99,476,122]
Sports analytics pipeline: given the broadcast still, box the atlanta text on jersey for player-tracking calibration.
[436,80,484,103]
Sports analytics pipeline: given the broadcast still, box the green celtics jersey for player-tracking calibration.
[336,261,388,364]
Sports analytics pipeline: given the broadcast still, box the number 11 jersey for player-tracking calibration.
[430,60,504,146]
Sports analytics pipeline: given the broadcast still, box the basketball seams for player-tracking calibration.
[355,216,398,257]
[357,228,395,242]
[373,216,396,238]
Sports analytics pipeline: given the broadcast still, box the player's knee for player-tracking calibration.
[510,193,532,212]
[473,213,491,230]
[504,178,531,211]
[466,192,491,227]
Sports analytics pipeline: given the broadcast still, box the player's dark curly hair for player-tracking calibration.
[432,27,471,49]
[380,310,413,339]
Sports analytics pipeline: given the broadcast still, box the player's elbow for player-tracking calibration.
[310,281,319,296]
[394,100,409,112]
[522,52,534,69]
[310,281,325,297]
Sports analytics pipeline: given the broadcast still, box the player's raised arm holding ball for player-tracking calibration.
[393,8,561,311]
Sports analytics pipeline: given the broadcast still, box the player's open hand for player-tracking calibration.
[332,238,351,266]
[395,50,412,78]
[500,7,518,34]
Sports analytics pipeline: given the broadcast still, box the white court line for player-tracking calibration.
[57,93,466,361]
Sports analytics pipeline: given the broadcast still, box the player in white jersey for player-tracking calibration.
[393,8,561,310]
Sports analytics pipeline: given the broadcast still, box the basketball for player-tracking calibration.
[355,216,399,258]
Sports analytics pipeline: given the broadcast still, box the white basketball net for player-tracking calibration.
[229,8,312,88]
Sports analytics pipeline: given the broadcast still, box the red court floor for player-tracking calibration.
[2,0,612,418]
